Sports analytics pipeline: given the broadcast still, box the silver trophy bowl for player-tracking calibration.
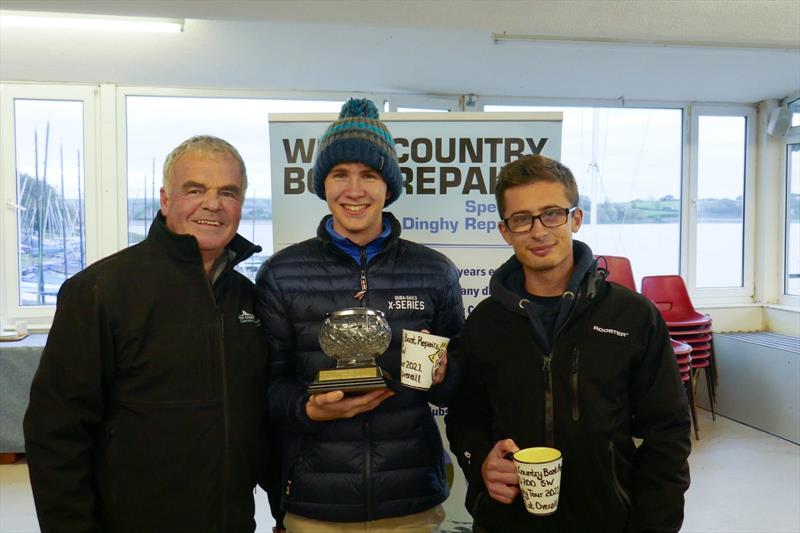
[319,308,391,368]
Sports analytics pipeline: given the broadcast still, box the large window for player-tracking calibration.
[13,99,86,305]
[125,95,343,279]
[786,143,800,296]
[485,105,683,285]
[1,84,96,331]
[695,115,747,288]
[0,84,773,330]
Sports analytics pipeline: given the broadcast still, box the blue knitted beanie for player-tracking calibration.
[312,98,402,206]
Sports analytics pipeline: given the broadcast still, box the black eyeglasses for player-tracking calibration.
[503,207,577,233]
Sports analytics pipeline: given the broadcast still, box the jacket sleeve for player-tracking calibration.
[443,320,494,489]
[627,310,692,532]
[255,261,317,433]
[23,278,112,533]
[426,260,465,406]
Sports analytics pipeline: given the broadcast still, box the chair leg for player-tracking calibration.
[685,378,699,440]
[709,339,719,388]
[704,367,716,421]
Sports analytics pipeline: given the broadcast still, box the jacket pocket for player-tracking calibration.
[608,441,632,511]
[284,434,312,502]
[470,488,487,519]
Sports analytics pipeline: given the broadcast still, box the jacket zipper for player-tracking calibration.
[365,416,373,520]
[542,354,555,447]
[205,272,229,529]
[357,247,372,518]
[355,247,368,303]
[571,348,580,421]
[218,310,230,529]
[541,292,578,448]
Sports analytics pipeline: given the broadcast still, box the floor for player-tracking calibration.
[1,410,798,532]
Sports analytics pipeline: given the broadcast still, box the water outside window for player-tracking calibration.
[787,143,800,296]
[13,99,86,306]
[696,116,746,288]
[125,96,343,280]
[485,105,683,283]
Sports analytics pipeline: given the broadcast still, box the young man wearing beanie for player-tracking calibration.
[255,98,464,532]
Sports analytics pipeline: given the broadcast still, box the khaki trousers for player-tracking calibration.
[284,504,446,532]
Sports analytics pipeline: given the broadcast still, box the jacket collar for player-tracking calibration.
[489,240,600,315]
[316,211,402,250]
[147,212,261,268]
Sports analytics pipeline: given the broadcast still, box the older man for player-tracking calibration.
[24,135,270,533]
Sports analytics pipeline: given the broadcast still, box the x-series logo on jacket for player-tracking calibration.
[388,295,426,310]
[592,325,629,338]
[237,310,261,326]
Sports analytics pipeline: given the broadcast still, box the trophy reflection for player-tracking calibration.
[308,308,392,394]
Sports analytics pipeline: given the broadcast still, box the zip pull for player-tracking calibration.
[355,247,368,301]
[354,272,367,300]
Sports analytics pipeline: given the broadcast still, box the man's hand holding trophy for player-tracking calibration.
[305,307,450,422]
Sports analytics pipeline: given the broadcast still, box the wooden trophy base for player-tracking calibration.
[307,365,389,395]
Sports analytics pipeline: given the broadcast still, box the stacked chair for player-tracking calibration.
[641,275,716,439]
[595,257,709,439]
[671,338,700,439]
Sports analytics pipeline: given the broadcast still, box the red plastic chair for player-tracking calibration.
[640,275,711,327]
[641,274,718,391]
[671,339,698,439]
[680,333,712,344]
[669,326,713,337]
[594,255,636,291]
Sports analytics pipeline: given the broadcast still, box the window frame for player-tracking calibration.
[387,94,461,112]
[0,84,772,330]
[0,83,100,330]
[687,104,757,302]
[780,126,800,306]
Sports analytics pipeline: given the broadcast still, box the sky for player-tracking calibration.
[14,96,749,204]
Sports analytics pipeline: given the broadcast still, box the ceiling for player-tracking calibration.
[1,0,799,103]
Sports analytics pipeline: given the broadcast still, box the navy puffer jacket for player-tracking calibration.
[255,212,464,522]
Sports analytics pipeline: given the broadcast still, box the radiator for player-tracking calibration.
[696,332,799,444]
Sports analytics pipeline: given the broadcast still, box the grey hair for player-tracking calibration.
[162,135,247,194]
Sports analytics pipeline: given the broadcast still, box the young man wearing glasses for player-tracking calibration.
[445,154,691,532]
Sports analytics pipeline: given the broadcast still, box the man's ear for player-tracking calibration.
[498,220,513,245]
[571,207,583,233]
[160,187,169,216]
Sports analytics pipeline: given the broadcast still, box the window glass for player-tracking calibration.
[787,143,800,296]
[125,97,343,279]
[789,98,800,128]
[13,99,86,306]
[696,116,746,288]
[485,105,682,282]
[397,107,448,112]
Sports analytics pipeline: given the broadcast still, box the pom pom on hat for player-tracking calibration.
[312,98,402,206]
[338,98,380,120]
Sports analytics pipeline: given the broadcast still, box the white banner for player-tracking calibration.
[269,111,562,315]
[268,112,562,530]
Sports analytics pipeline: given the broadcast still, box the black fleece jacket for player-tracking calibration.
[445,241,691,533]
[24,214,270,533]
